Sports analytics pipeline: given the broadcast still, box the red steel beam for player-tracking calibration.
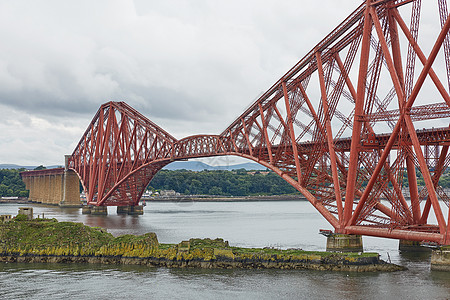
[316,52,344,223]
[344,0,372,224]
[63,1,450,245]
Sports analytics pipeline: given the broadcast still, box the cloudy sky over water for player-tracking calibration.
[0,0,443,166]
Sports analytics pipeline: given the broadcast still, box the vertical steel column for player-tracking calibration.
[344,1,373,224]
[388,7,421,222]
[258,104,274,164]
[401,13,450,233]
[282,81,303,184]
[420,145,449,224]
[240,118,254,156]
[316,52,344,223]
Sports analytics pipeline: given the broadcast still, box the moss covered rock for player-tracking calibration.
[0,218,157,257]
[0,218,405,272]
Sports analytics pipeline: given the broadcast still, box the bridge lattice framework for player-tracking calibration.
[67,0,450,245]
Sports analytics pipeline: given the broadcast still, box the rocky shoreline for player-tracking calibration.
[0,216,405,272]
[0,253,404,272]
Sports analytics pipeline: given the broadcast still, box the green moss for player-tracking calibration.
[188,238,229,249]
[0,220,113,251]
[13,214,28,221]
[159,243,176,250]
[0,219,158,258]
[109,233,158,247]
[0,219,379,263]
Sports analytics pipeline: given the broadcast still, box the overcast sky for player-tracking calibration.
[0,0,443,166]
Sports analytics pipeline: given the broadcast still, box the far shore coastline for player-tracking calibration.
[0,194,307,205]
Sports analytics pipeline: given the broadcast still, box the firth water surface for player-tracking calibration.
[0,201,449,299]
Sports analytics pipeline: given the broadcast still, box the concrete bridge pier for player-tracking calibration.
[82,206,108,215]
[431,248,450,271]
[325,234,363,252]
[116,206,129,214]
[36,176,44,203]
[20,156,82,207]
[48,175,55,204]
[50,174,63,205]
[128,205,144,215]
[42,175,50,204]
[59,155,82,207]
[398,240,431,252]
[82,206,92,214]
[117,205,144,215]
[91,206,108,215]
[59,171,81,207]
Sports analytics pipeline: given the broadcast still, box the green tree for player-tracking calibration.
[0,183,8,197]
[208,186,222,195]
[147,169,299,196]
[0,169,29,197]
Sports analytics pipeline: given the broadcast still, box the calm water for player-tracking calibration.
[1,201,449,299]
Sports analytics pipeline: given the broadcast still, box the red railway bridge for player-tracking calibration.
[22,0,450,250]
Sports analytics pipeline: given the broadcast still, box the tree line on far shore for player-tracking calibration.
[147,169,299,196]
[0,169,29,197]
[0,166,47,197]
[2,166,450,198]
[1,167,299,198]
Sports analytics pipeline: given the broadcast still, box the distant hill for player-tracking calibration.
[163,161,267,171]
[1,162,266,172]
[213,162,268,171]
[0,164,36,170]
[0,164,61,170]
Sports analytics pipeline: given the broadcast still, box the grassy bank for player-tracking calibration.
[0,217,403,271]
[0,216,158,257]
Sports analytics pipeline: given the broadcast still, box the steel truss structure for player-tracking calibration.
[69,0,450,245]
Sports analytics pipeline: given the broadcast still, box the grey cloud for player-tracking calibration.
[0,89,99,117]
[4,0,412,165]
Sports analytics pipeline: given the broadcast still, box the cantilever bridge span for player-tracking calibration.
[26,0,450,245]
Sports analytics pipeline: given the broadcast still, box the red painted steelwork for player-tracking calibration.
[68,0,450,245]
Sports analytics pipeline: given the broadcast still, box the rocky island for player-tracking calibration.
[0,215,404,272]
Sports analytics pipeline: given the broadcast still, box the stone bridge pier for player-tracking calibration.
[20,158,81,207]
